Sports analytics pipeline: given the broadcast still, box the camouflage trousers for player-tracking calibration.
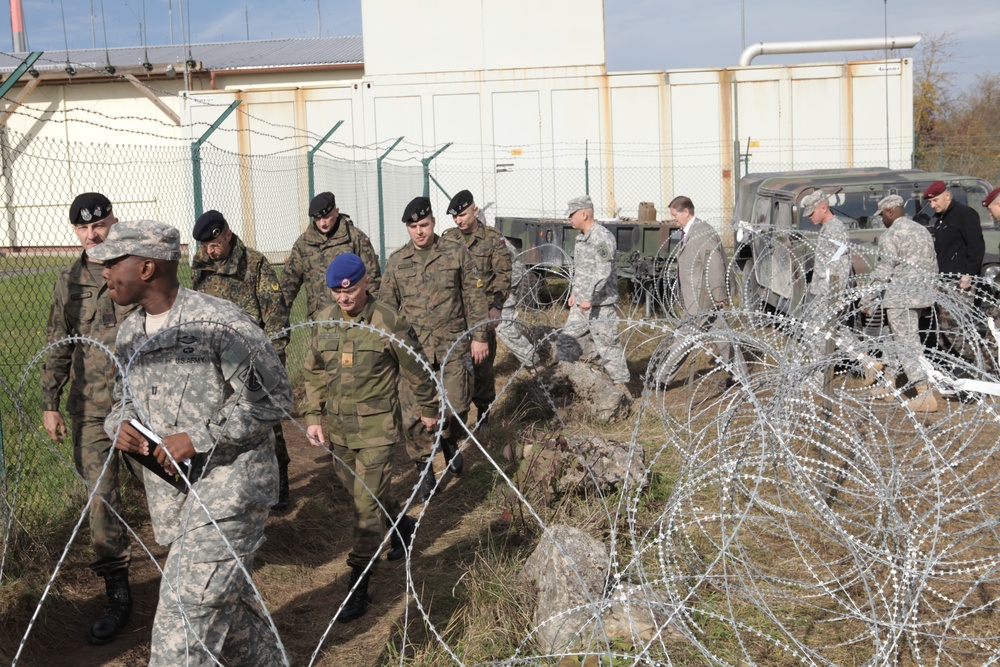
[496,295,538,367]
[472,328,497,413]
[399,355,470,463]
[885,308,928,384]
[332,442,401,569]
[151,514,282,667]
[656,312,748,386]
[557,304,630,383]
[73,416,131,577]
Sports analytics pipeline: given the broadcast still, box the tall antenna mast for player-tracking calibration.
[10,0,27,52]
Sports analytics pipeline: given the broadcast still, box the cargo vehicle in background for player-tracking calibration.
[732,168,998,314]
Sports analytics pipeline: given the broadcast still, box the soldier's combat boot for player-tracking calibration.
[415,461,436,503]
[337,567,371,623]
[474,403,490,433]
[272,462,289,511]
[87,569,132,645]
[440,438,464,476]
[387,514,417,561]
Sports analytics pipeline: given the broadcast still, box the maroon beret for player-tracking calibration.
[923,180,947,200]
[984,187,1000,207]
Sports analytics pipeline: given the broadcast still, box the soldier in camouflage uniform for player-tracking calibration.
[441,190,512,428]
[496,235,541,368]
[380,196,490,501]
[41,192,135,645]
[302,254,437,622]
[801,189,870,383]
[556,195,630,385]
[860,194,940,412]
[191,210,293,509]
[280,191,381,320]
[94,220,292,667]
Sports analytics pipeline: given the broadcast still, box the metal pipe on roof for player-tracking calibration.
[10,0,27,52]
[738,35,921,67]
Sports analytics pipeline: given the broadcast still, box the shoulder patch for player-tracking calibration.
[598,244,612,261]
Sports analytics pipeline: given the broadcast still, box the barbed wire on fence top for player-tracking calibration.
[5,237,1000,663]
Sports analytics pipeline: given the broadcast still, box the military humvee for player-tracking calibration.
[732,168,997,314]
[495,215,679,309]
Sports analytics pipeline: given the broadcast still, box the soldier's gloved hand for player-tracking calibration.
[156,433,195,476]
[471,340,489,365]
[114,420,152,455]
[306,425,326,447]
[420,416,438,432]
[43,410,67,442]
[489,306,502,330]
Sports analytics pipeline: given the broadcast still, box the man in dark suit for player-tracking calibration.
[654,196,747,391]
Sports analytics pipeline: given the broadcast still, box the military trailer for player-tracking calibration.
[732,168,998,314]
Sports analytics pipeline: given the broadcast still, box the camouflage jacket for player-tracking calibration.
[571,222,619,306]
[192,234,290,352]
[104,287,292,546]
[865,216,939,309]
[808,216,851,297]
[441,223,513,311]
[380,235,490,365]
[42,252,135,417]
[301,298,438,449]
[279,215,381,320]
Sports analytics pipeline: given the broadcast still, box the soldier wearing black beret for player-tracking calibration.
[441,190,513,431]
[42,191,136,644]
[380,196,490,502]
[190,210,293,509]
[279,191,382,322]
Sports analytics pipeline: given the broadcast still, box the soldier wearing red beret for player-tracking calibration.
[924,180,984,291]
[983,187,1000,224]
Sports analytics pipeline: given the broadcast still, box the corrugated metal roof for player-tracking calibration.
[0,36,363,73]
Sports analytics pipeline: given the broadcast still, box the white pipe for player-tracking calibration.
[738,35,921,67]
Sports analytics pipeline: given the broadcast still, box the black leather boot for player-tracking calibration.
[272,463,289,511]
[387,514,416,561]
[87,569,132,645]
[440,438,464,476]
[474,403,490,433]
[415,461,436,503]
[337,567,371,623]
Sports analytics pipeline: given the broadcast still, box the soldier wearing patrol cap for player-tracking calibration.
[440,190,513,429]
[380,196,490,502]
[191,210,293,509]
[280,191,382,321]
[302,253,437,622]
[860,194,940,412]
[94,219,291,666]
[556,195,630,387]
[41,192,137,645]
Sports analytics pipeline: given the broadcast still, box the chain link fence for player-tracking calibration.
[0,95,935,569]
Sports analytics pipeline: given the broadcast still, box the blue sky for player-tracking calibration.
[5,1,997,86]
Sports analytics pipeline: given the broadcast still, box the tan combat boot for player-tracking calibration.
[859,356,884,387]
[906,383,939,413]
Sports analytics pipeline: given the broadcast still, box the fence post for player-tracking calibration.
[307,120,344,202]
[422,143,453,198]
[376,137,404,270]
[0,51,42,100]
[191,100,242,220]
[585,140,590,195]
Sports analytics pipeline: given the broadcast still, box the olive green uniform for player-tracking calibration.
[279,214,381,320]
[41,253,134,576]
[441,223,512,416]
[192,234,291,470]
[302,298,437,567]
[379,234,489,462]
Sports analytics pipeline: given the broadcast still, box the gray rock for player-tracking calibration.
[553,435,647,495]
[602,583,684,645]
[521,524,609,654]
[541,361,631,422]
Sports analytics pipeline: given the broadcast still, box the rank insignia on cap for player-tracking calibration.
[80,208,92,222]
[93,206,102,218]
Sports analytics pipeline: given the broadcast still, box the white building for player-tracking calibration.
[0,0,913,258]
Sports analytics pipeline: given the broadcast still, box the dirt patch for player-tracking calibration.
[1,421,513,666]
